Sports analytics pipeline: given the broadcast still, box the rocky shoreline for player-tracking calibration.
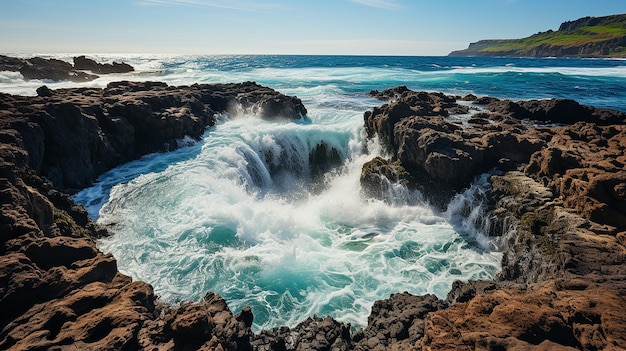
[0,55,134,82]
[1,82,625,350]
[360,88,626,349]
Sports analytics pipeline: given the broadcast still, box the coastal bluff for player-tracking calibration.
[449,13,626,58]
[1,81,625,350]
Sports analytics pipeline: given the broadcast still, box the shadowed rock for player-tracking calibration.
[0,55,136,83]
[1,55,98,82]
[0,81,305,350]
[73,56,134,74]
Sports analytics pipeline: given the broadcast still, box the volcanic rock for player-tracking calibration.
[0,55,136,83]
[73,56,134,74]
[0,55,99,82]
[0,81,306,192]
[252,316,352,351]
[0,81,306,350]
[424,279,626,350]
[362,89,626,208]
[358,87,626,350]
[352,293,446,350]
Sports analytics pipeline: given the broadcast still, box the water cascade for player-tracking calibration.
[75,108,502,331]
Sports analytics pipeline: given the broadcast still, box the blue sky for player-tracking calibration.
[1,0,625,55]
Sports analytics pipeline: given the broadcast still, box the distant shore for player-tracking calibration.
[450,14,626,58]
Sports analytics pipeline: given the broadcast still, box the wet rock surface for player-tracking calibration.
[360,87,626,350]
[0,81,307,192]
[1,83,625,350]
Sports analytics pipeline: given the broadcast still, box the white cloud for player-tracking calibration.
[348,0,401,10]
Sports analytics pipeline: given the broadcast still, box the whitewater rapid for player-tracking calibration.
[74,92,501,331]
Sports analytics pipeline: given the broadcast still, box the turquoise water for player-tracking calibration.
[7,55,623,331]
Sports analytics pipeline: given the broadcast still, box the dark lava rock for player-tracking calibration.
[73,55,134,74]
[0,81,306,191]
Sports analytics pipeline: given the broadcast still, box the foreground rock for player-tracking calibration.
[1,81,625,350]
[360,87,626,349]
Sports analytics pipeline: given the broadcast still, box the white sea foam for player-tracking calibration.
[79,98,501,331]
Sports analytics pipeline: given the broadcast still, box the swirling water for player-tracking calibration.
[5,55,625,331]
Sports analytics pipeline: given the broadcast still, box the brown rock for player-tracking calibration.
[422,279,626,350]
[358,87,626,350]
[525,123,626,230]
[2,81,626,351]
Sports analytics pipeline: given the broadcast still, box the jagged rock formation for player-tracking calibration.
[1,81,625,350]
[73,56,134,74]
[0,55,135,83]
[0,81,307,192]
[360,87,626,349]
[449,13,626,57]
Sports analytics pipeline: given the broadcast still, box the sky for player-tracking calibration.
[1,0,625,56]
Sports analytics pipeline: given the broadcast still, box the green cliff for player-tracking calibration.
[449,14,626,58]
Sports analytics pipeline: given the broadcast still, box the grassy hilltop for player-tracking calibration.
[449,14,626,57]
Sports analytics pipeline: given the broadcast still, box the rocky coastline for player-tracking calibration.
[1,80,625,350]
[360,87,626,349]
[0,55,134,83]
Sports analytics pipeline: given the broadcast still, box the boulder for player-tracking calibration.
[252,316,351,351]
[352,293,446,350]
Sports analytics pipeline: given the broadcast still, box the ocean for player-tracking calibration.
[4,55,625,331]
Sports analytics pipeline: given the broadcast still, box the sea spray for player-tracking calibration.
[444,172,497,250]
[77,106,502,331]
[1,53,619,332]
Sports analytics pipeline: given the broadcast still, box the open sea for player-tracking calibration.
[3,55,625,331]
